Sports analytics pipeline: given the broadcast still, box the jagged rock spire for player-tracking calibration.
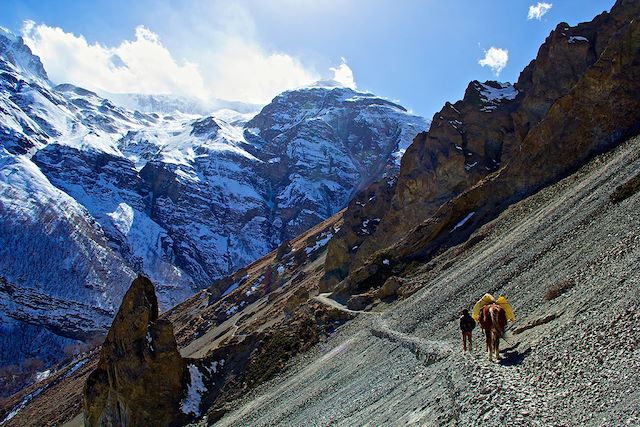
[83,275,188,427]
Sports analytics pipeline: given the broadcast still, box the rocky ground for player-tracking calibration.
[210,134,640,426]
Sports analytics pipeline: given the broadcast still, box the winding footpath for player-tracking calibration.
[312,292,554,425]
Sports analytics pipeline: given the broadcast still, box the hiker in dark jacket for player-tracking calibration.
[459,309,476,352]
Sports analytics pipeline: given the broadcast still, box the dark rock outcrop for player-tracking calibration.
[368,79,519,255]
[83,276,188,427]
[346,294,373,311]
[82,276,272,426]
[322,177,396,290]
[377,276,404,299]
[321,79,520,291]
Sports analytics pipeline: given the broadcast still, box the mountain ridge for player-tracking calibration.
[323,0,640,297]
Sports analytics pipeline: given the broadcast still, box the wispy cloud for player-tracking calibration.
[203,37,319,103]
[21,19,325,104]
[330,57,356,89]
[478,47,509,76]
[527,2,552,20]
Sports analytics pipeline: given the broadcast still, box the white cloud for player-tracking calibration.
[22,21,208,99]
[330,57,356,89]
[21,20,322,104]
[478,47,509,76]
[528,2,552,20]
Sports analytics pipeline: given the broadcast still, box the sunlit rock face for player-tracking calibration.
[83,276,188,427]
[325,0,640,294]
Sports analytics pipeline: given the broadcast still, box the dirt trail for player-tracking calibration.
[367,314,551,425]
[214,308,547,427]
[312,293,376,314]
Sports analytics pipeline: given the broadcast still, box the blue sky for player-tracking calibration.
[1,0,615,118]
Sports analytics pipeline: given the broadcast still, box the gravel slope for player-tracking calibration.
[213,134,640,426]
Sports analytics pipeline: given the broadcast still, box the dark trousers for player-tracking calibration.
[462,331,472,351]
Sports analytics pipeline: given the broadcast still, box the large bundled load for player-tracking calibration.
[472,293,515,322]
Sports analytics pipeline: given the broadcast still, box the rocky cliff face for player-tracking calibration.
[322,177,396,291]
[324,0,640,295]
[322,80,519,289]
[0,27,427,372]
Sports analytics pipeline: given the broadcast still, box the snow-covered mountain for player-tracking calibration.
[99,91,262,116]
[0,28,428,368]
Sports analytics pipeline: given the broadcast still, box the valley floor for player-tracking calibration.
[213,135,640,426]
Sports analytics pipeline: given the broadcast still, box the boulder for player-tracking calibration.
[378,276,403,299]
[347,294,374,311]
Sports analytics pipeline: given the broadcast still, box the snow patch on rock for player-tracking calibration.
[180,364,207,417]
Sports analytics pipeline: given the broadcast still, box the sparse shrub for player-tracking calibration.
[544,277,576,300]
[610,173,640,203]
[22,357,44,372]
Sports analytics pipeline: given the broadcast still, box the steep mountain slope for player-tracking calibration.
[323,80,519,289]
[4,122,638,427]
[215,132,640,427]
[0,29,153,371]
[245,84,424,240]
[0,28,426,375]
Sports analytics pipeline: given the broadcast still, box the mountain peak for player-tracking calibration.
[0,27,48,82]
